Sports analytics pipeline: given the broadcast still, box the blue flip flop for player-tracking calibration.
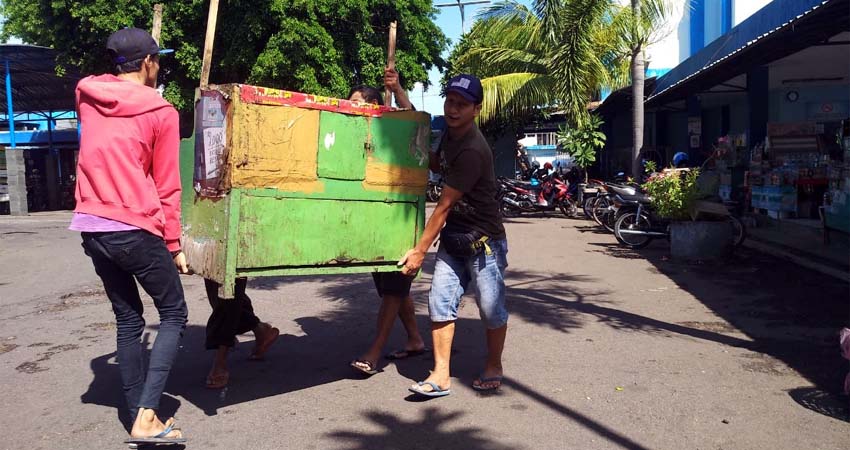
[472,375,503,391]
[409,381,452,397]
[125,423,187,445]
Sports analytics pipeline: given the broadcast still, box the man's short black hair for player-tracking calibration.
[347,85,384,105]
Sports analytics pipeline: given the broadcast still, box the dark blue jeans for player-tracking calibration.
[81,230,188,421]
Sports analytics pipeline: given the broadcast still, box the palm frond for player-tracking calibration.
[478,72,557,124]
[477,0,536,22]
[460,47,549,75]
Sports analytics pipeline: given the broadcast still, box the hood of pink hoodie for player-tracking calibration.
[76,74,172,117]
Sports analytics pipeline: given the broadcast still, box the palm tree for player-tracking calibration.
[452,0,624,128]
[614,0,674,179]
[450,0,674,174]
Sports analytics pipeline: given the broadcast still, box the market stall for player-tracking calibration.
[744,120,848,227]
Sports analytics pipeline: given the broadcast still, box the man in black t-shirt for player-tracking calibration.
[399,74,508,397]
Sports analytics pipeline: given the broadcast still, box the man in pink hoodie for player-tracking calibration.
[71,27,187,445]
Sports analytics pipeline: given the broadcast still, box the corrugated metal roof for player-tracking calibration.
[648,0,849,105]
[0,45,82,113]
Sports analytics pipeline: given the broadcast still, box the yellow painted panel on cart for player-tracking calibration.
[229,101,323,193]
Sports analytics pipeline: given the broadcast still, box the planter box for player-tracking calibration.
[670,221,733,261]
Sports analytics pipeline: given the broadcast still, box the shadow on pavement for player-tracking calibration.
[585,242,658,260]
[326,407,518,450]
[788,387,850,422]
[507,378,653,450]
[638,246,850,421]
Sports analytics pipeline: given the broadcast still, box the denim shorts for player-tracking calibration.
[428,238,508,329]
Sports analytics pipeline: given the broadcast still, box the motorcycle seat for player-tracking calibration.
[503,179,538,190]
[608,184,639,197]
[618,193,652,204]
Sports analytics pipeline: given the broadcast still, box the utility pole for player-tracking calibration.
[151,4,163,44]
[435,0,490,33]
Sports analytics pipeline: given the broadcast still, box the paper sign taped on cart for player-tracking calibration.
[182,84,432,298]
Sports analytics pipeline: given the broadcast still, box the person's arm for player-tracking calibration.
[153,108,188,273]
[399,151,481,275]
[384,67,414,110]
[399,186,463,275]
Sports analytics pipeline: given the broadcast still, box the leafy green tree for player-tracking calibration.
[556,114,606,183]
[0,0,448,112]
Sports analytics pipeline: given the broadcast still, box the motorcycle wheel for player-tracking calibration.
[500,193,521,218]
[615,212,654,249]
[560,199,577,218]
[582,195,596,219]
[602,208,617,233]
[591,197,609,226]
[728,216,747,247]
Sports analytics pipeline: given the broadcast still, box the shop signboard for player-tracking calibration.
[808,101,848,122]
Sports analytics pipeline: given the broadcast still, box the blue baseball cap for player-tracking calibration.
[444,74,483,104]
[107,27,173,64]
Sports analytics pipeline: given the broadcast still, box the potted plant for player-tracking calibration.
[556,115,606,184]
[642,167,733,260]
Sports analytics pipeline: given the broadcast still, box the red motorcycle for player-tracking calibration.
[498,173,578,217]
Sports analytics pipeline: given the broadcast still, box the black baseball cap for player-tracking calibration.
[107,27,173,64]
[444,74,483,104]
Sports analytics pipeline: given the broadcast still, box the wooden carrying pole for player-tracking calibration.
[384,21,397,106]
[200,0,221,88]
[151,4,163,44]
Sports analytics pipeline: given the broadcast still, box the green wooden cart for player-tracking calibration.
[179,84,431,298]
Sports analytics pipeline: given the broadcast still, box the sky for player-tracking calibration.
[407,0,533,116]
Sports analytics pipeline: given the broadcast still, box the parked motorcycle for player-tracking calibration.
[590,182,641,232]
[614,198,746,249]
[499,173,578,217]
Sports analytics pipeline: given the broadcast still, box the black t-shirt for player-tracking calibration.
[438,125,506,240]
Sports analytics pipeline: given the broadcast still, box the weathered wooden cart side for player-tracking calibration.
[179,84,431,297]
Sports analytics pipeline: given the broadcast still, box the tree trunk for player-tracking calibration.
[631,0,644,181]
[631,47,644,181]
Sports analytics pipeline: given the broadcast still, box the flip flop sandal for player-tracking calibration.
[472,375,503,391]
[249,327,280,361]
[409,381,451,397]
[125,423,187,445]
[350,359,379,376]
[385,347,430,360]
[205,372,229,389]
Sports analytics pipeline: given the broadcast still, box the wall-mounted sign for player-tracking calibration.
[807,101,848,121]
[690,134,701,149]
[688,117,702,135]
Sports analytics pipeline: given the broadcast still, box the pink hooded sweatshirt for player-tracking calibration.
[74,74,182,252]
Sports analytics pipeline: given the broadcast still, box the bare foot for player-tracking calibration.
[206,346,230,389]
[205,367,229,389]
[129,409,183,439]
[249,323,279,360]
[405,336,426,353]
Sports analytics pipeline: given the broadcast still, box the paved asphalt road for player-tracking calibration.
[0,210,847,450]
